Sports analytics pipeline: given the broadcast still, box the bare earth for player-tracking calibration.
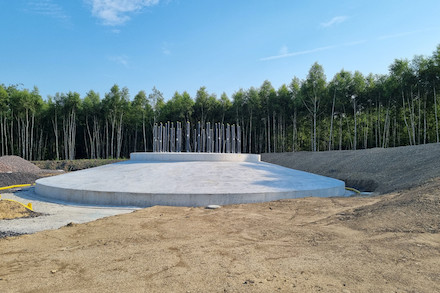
[1,145,440,292]
[0,201,35,220]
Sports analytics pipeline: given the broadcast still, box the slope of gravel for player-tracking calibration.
[0,156,41,173]
[0,155,64,187]
[0,155,44,187]
[262,143,440,194]
[0,172,41,187]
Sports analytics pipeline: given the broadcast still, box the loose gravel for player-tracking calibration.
[0,155,46,187]
[0,155,41,173]
[0,231,25,238]
[0,188,138,237]
[262,143,440,194]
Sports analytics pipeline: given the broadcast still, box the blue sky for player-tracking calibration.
[1,0,440,101]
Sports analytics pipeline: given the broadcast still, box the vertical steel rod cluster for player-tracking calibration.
[153,122,241,153]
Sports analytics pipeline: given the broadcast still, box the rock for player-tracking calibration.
[206,205,221,209]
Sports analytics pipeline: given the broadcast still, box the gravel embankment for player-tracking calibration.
[0,155,44,187]
[0,155,65,187]
[0,155,41,173]
[262,143,440,194]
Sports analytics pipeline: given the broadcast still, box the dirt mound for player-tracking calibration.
[262,143,440,194]
[0,172,41,188]
[0,156,41,174]
[335,177,440,233]
[0,156,42,187]
[0,200,39,220]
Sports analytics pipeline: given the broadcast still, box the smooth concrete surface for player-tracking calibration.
[35,153,346,207]
[130,152,260,162]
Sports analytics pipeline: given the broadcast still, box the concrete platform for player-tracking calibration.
[130,152,260,162]
[35,153,346,207]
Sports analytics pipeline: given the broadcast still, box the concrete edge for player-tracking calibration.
[130,152,261,162]
[35,182,346,208]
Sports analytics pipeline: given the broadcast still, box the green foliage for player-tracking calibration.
[1,44,440,159]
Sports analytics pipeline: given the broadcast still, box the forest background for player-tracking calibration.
[1,45,440,161]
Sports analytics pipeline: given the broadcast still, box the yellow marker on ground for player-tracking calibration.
[0,184,34,211]
[0,184,33,191]
[345,187,361,194]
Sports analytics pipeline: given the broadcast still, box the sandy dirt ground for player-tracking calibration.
[0,201,36,220]
[1,177,439,292]
[1,146,440,292]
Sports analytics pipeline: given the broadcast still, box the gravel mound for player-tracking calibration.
[0,173,41,188]
[262,143,440,194]
[0,156,43,187]
[0,156,41,173]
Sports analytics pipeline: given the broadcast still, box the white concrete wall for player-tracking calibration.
[35,182,345,208]
[130,152,261,162]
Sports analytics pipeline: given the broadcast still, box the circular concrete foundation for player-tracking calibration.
[35,153,346,207]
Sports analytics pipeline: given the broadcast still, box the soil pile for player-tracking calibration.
[0,156,41,173]
[0,172,40,187]
[334,177,440,233]
[0,200,38,220]
[262,143,440,194]
[0,156,42,187]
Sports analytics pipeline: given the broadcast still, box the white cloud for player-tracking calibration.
[378,28,438,40]
[27,0,70,21]
[261,45,336,61]
[260,41,366,61]
[109,55,129,67]
[321,16,348,28]
[279,45,288,55]
[86,0,159,26]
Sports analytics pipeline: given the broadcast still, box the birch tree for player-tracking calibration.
[301,62,326,151]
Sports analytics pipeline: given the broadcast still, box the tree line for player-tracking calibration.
[1,45,440,160]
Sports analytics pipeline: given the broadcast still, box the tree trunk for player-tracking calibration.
[272,111,276,152]
[402,95,412,145]
[52,111,59,160]
[434,84,439,143]
[353,98,357,150]
[0,114,4,156]
[377,100,381,148]
[116,112,124,158]
[409,88,416,145]
[142,113,147,151]
[418,88,421,145]
[291,108,297,152]
[328,89,336,151]
[339,115,343,150]
[313,96,317,152]
[267,113,271,153]
[249,111,252,153]
[424,94,427,144]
